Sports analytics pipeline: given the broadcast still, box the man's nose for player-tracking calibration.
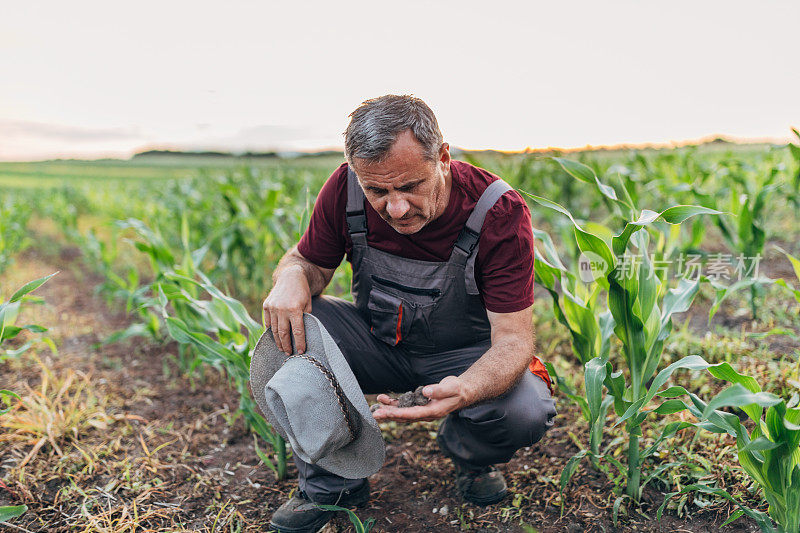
[386,195,410,219]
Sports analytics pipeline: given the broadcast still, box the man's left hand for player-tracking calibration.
[371,375,470,422]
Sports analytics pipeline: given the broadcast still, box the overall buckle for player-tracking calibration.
[454,227,480,256]
[346,211,367,234]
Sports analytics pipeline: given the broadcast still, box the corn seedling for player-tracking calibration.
[775,246,800,306]
[0,194,32,275]
[787,128,800,208]
[154,268,289,479]
[744,247,800,349]
[695,160,780,318]
[0,389,19,416]
[0,505,28,525]
[1,273,56,361]
[533,226,614,467]
[1,273,57,524]
[522,157,722,502]
[0,391,28,523]
[110,217,293,477]
[315,504,376,533]
[133,226,289,480]
[654,359,800,533]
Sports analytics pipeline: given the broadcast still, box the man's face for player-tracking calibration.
[351,130,451,235]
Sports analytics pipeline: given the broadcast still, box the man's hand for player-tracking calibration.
[262,266,312,355]
[263,245,336,355]
[371,376,469,422]
[372,306,536,423]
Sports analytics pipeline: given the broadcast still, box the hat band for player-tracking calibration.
[286,354,357,441]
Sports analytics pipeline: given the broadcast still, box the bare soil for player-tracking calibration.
[0,245,772,532]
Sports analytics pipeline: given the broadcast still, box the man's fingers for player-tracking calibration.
[376,394,399,406]
[423,379,459,400]
[267,309,305,355]
[374,409,437,422]
[289,313,306,354]
[270,314,282,353]
[262,304,271,329]
[372,403,444,421]
[277,320,293,355]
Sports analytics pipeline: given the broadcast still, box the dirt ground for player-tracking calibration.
[0,245,777,532]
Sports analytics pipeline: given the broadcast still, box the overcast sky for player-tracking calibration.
[1,1,797,161]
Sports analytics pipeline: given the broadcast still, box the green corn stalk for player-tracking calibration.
[314,505,376,533]
[1,273,55,525]
[0,505,28,526]
[0,389,19,416]
[154,269,289,479]
[648,358,799,533]
[522,157,722,501]
[0,390,27,522]
[787,128,800,208]
[533,226,614,467]
[1,273,57,361]
[116,217,291,479]
[0,194,32,275]
[775,246,800,305]
[695,161,779,319]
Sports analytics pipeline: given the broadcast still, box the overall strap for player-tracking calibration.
[345,166,368,246]
[450,178,513,295]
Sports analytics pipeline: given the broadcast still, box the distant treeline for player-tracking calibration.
[131,137,744,161]
[132,149,344,159]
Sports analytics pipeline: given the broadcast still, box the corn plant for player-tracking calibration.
[1,273,56,361]
[154,268,289,479]
[742,247,800,383]
[1,274,55,524]
[119,218,290,479]
[0,390,26,523]
[618,150,715,257]
[693,160,780,318]
[0,194,32,275]
[533,226,614,466]
[315,505,376,533]
[649,358,800,533]
[0,504,27,526]
[523,157,722,502]
[787,128,800,208]
[740,246,800,362]
[0,390,18,416]
[775,246,800,306]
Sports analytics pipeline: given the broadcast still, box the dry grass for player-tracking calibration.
[1,354,118,468]
[1,348,255,531]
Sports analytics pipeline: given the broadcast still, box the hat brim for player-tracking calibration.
[249,313,385,479]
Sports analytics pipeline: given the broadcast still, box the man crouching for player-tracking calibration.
[260,94,556,533]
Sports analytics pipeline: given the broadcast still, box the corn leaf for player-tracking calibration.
[0,505,27,523]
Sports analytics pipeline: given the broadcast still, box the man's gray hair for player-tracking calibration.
[344,95,443,166]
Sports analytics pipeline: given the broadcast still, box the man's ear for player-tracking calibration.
[439,142,451,172]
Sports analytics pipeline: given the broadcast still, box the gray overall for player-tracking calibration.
[296,167,556,503]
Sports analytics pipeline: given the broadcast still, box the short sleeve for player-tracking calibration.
[297,165,348,269]
[474,191,535,313]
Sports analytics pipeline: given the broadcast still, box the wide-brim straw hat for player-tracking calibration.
[250,313,385,479]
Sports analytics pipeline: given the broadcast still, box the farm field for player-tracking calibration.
[1,141,800,532]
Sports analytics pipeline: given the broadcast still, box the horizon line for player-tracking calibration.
[0,132,793,164]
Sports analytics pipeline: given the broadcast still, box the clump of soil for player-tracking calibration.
[397,385,430,407]
[370,385,430,412]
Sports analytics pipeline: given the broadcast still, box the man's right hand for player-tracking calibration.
[262,266,312,355]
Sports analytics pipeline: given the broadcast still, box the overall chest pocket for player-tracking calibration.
[367,276,441,348]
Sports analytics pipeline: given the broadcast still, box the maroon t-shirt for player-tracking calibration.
[297,160,535,313]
